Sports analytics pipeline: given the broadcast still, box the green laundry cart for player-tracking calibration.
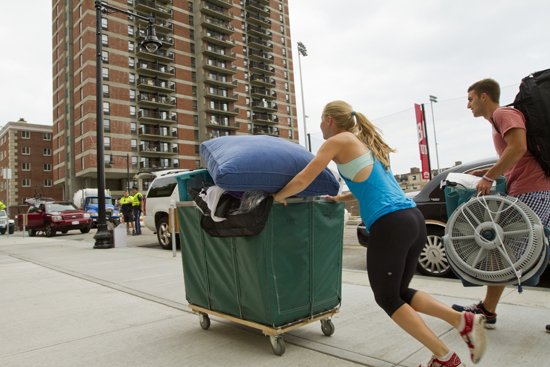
[177,197,345,356]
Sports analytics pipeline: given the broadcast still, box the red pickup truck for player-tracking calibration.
[18,199,92,237]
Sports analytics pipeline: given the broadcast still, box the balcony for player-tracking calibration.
[138,110,177,124]
[135,15,173,34]
[137,77,176,93]
[251,100,277,112]
[136,28,174,48]
[205,117,241,130]
[135,0,173,19]
[136,60,175,78]
[245,1,271,17]
[247,24,272,39]
[204,88,239,102]
[251,87,277,99]
[205,104,240,117]
[140,159,179,169]
[136,47,175,63]
[199,2,234,22]
[204,74,238,89]
[200,15,235,35]
[246,12,271,27]
[202,59,238,75]
[139,125,178,139]
[250,74,276,88]
[252,113,279,125]
[248,36,273,51]
[139,142,179,155]
[249,61,275,75]
[201,44,237,62]
[200,30,235,48]
[256,0,270,5]
[137,93,176,108]
[248,49,274,63]
[208,0,233,8]
[253,125,279,136]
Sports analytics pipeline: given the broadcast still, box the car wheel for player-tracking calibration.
[157,217,179,250]
[9,225,14,235]
[80,226,91,234]
[417,226,452,277]
[45,224,56,237]
[28,229,36,237]
[0,228,6,235]
[61,230,68,234]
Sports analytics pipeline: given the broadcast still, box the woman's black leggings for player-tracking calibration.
[367,207,427,317]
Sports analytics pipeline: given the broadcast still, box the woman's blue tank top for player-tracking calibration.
[339,156,416,232]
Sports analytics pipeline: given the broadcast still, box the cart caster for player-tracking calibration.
[269,335,286,356]
[199,313,210,330]
[321,318,335,336]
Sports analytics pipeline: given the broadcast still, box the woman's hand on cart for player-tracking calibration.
[271,193,287,206]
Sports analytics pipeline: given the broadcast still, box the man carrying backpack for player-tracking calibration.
[451,78,550,331]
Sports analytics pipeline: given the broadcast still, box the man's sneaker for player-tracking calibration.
[452,301,496,329]
[420,353,465,367]
[546,324,550,333]
[459,312,487,364]
[127,229,131,235]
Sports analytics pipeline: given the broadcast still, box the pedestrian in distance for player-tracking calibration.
[452,78,550,332]
[273,100,487,367]
[118,191,135,235]
[131,186,143,236]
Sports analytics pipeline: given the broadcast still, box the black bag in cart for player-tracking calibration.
[510,69,550,177]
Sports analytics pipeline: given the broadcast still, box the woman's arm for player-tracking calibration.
[326,192,356,202]
[273,138,341,205]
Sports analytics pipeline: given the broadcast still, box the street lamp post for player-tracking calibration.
[93,0,161,249]
[429,95,441,175]
[297,42,308,151]
[109,153,130,192]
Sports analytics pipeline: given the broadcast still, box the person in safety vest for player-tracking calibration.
[131,186,143,236]
[0,200,5,211]
[118,191,135,235]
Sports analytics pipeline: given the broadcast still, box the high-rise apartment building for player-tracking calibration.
[0,119,63,218]
[52,0,298,198]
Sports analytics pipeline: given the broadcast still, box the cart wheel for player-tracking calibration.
[321,318,335,336]
[269,335,286,356]
[198,313,210,330]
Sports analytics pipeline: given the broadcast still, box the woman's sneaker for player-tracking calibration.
[459,312,487,364]
[452,301,496,329]
[420,353,465,367]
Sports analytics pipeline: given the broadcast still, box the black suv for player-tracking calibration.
[357,157,499,277]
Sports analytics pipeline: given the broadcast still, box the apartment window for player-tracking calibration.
[279,3,283,11]
[189,1,193,11]
[127,0,133,5]
[244,72,248,81]
[44,148,51,156]
[128,41,134,52]
[281,25,284,33]
[131,122,137,134]
[81,157,85,170]
[190,29,195,39]
[285,82,289,91]
[103,67,109,80]
[130,89,136,101]
[284,71,288,79]
[80,54,83,67]
[282,48,286,57]
[191,57,196,68]
[190,43,195,53]
[129,73,135,84]
[128,25,134,36]
[286,94,290,103]
[288,118,292,127]
[127,10,134,20]
[22,179,31,187]
[22,147,30,155]
[192,86,197,96]
[193,115,198,126]
[104,119,110,132]
[246,97,250,106]
[103,85,109,97]
[129,57,135,68]
[22,163,31,171]
[131,139,137,151]
[245,84,249,93]
[44,180,52,187]
[104,137,111,150]
[191,72,196,83]
[102,18,108,30]
[280,14,284,22]
[102,34,108,46]
[102,51,109,63]
[289,130,293,139]
[189,15,194,26]
[103,102,110,114]
[130,106,136,116]
[80,105,84,118]
[44,164,52,171]
[21,131,30,139]
[79,22,82,33]
[81,140,84,153]
[193,101,198,111]
[246,110,251,119]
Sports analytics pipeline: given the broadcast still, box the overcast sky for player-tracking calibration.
[2,0,549,175]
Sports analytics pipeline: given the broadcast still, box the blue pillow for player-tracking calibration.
[200,135,340,196]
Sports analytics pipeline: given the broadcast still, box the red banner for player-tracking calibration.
[414,104,431,180]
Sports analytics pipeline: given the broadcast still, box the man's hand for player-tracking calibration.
[476,178,493,196]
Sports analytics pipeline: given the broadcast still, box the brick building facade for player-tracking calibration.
[53,0,298,199]
[0,119,63,219]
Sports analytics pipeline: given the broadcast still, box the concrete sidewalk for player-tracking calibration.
[1,234,549,367]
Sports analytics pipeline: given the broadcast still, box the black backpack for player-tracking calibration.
[492,69,550,177]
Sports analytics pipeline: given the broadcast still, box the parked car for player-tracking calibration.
[143,169,190,249]
[357,157,499,277]
[0,210,15,235]
[17,198,92,237]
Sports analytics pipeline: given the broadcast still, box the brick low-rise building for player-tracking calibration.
[0,119,63,219]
